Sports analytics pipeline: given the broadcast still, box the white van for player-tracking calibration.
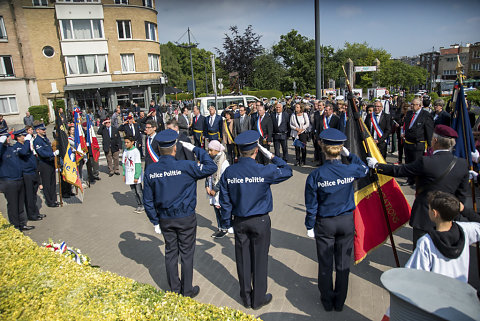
[194,95,260,116]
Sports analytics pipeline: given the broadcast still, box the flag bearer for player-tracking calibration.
[304,128,368,312]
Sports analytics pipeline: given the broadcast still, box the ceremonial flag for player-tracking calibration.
[344,102,411,264]
[55,109,82,191]
[86,114,100,162]
[73,109,87,162]
[451,81,475,166]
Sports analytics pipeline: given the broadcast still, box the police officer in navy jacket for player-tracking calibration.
[14,128,45,222]
[204,105,223,143]
[304,128,368,312]
[33,123,59,207]
[143,129,217,298]
[0,128,33,231]
[219,130,292,309]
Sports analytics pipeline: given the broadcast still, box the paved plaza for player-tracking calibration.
[1,135,479,320]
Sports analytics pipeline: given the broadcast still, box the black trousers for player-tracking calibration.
[315,213,354,310]
[314,135,321,161]
[377,141,387,160]
[159,214,197,296]
[38,161,57,206]
[193,133,202,148]
[404,142,424,184]
[86,156,99,181]
[23,173,40,220]
[273,138,288,160]
[1,179,27,228]
[256,142,270,165]
[233,214,271,309]
[226,143,236,164]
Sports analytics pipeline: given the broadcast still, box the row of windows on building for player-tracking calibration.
[0,53,159,77]
[32,0,154,8]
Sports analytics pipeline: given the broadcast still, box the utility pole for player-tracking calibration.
[175,28,198,100]
[211,54,217,110]
[204,57,208,94]
[314,0,321,98]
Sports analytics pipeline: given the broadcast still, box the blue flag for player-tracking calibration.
[451,81,475,166]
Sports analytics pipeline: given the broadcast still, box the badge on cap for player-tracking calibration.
[234,130,260,151]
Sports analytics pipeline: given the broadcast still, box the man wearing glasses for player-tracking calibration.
[401,98,434,186]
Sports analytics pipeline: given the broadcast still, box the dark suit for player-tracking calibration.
[314,113,340,165]
[144,134,160,170]
[204,114,223,142]
[191,114,205,147]
[176,132,195,161]
[377,151,468,247]
[97,125,121,174]
[142,114,165,133]
[365,112,392,159]
[312,111,324,162]
[433,110,451,127]
[253,114,273,165]
[233,114,251,136]
[119,123,143,152]
[271,111,289,160]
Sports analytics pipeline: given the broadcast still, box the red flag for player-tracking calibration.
[86,115,100,162]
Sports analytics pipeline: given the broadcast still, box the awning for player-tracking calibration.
[64,78,165,91]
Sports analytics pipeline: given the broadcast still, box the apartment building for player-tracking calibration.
[468,42,480,80]
[0,0,165,125]
[438,44,470,81]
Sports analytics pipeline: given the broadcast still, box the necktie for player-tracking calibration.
[108,127,111,137]
[153,116,156,122]
[210,116,214,127]
[131,125,134,136]
[277,113,281,127]
[240,116,244,126]
[149,137,152,145]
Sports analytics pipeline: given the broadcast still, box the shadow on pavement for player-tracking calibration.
[111,191,137,208]
[271,227,317,262]
[118,231,169,290]
[259,309,370,321]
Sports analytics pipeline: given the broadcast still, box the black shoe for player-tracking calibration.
[334,305,344,312]
[38,214,46,218]
[62,194,71,199]
[29,216,43,221]
[253,293,272,310]
[294,161,300,166]
[47,203,59,208]
[109,173,114,177]
[214,230,227,239]
[242,300,251,309]
[94,177,101,181]
[322,301,333,312]
[189,285,200,298]
[114,172,120,175]
[20,225,35,231]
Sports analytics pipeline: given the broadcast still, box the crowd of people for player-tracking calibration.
[1,89,480,313]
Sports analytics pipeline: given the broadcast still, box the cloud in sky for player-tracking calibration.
[336,5,362,18]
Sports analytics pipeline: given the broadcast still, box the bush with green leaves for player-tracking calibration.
[28,105,50,125]
[243,90,283,99]
[0,216,259,320]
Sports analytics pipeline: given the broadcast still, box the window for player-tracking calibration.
[120,54,135,72]
[472,64,480,71]
[145,22,157,41]
[42,46,55,58]
[117,20,131,39]
[57,0,100,2]
[143,0,153,8]
[0,17,6,40]
[0,56,14,77]
[443,70,456,75]
[474,51,480,59]
[66,55,108,75]
[114,0,128,3]
[32,0,48,6]
[148,54,159,71]
[60,19,104,40]
[0,96,18,114]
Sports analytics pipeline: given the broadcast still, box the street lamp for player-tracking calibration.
[175,27,199,100]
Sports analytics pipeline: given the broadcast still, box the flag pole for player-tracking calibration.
[342,66,400,267]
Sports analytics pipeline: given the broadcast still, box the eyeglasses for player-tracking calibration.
[145,126,152,129]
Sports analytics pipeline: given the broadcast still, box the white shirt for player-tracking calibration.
[405,222,480,283]
[122,147,142,185]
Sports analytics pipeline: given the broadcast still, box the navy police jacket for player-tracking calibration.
[143,147,217,225]
[219,156,292,227]
[14,140,37,174]
[304,154,368,229]
[0,142,23,180]
[33,135,55,165]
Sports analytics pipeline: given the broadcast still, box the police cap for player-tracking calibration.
[434,124,458,139]
[0,127,9,136]
[319,128,347,145]
[34,123,46,130]
[154,129,178,148]
[235,130,260,151]
[13,128,27,136]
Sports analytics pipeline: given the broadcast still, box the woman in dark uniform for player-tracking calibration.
[304,128,368,312]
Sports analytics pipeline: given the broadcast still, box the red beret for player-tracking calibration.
[434,125,458,139]
[149,108,156,113]
[82,122,87,127]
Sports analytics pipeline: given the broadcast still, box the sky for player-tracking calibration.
[156,0,480,58]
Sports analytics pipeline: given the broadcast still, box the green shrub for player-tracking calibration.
[0,215,259,321]
[54,99,65,111]
[28,105,50,125]
[467,89,480,106]
[405,94,415,103]
[243,90,283,99]
[429,92,439,101]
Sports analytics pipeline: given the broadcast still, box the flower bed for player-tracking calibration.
[0,216,259,320]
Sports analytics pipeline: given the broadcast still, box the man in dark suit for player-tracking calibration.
[365,100,392,159]
[253,104,273,165]
[177,107,190,136]
[271,103,289,161]
[166,119,195,161]
[119,115,143,153]
[314,104,340,166]
[312,101,325,163]
[97,118,122,176]
[433,99,451,127]
[367,125,468,249]
[204,105,222,143]
[143,108,165,133]
[191,106,205,148]
[144,119,159,170]
[234,105,252,136]
[402,98,434,185]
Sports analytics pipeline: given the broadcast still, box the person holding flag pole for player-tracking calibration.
[85,114,100,184]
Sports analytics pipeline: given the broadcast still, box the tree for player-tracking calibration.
[216,25,263,89]
[376,60,428,90]
[251,52,286,91]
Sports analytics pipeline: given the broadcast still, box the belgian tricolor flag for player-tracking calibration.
[344,101,411,264]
